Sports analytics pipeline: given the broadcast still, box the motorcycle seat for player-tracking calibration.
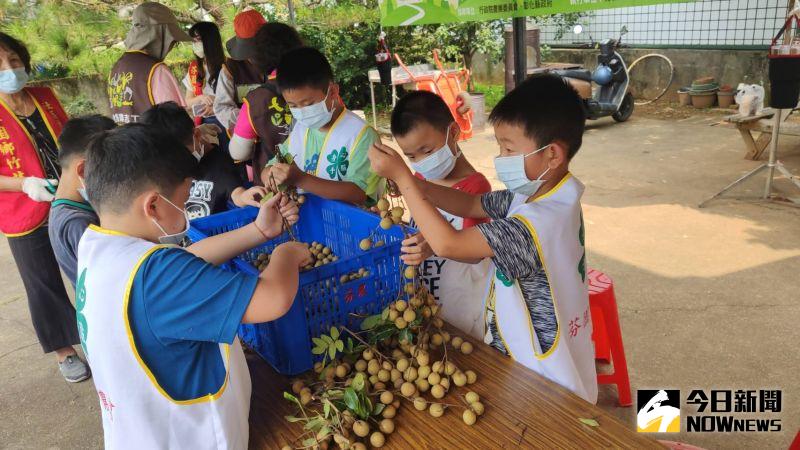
[556,69,593,82]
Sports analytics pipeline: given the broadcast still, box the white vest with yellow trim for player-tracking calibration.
[484,174,597,404]
[286,109,370,181]
[76,225,251,450]
[420,210,491,341]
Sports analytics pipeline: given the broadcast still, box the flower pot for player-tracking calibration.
[678,88,691,106]
[690,91,717,108]
[717,91,736,108]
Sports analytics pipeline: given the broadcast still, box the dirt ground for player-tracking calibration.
[1,107,798,449]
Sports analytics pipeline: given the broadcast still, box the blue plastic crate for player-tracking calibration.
[188,193,409,375]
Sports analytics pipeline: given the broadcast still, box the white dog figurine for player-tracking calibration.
[735,83,765,116]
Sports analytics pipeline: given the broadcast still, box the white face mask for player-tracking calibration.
[192,41,205,59]
[290,87,334,130]
[494,144,551,196]
[409,126,460,180]
[151,194,190,245]
[78,178,89,203]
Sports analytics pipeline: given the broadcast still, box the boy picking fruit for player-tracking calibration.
[388,91,492,340]
[77,124,312,448]
[263,47,384,206]
[368,74,598,404]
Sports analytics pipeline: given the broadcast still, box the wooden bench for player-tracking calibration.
[724,108,800,160]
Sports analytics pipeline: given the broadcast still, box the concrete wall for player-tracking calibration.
[471,48,770,103]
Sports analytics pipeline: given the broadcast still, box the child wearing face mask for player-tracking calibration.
[141,102,262,218]
[390,91,491,340]
[264,47,384,206]
[48,115,117,289]
[368,74,598,404]
[77,124,311,448]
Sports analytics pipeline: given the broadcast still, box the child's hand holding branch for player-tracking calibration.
[254,192,300,240]
[368,142,412,184]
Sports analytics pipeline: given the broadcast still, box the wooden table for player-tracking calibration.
[247,330,661,449]
[723,108,800,160]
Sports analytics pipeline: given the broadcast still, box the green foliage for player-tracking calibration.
[472,82,504,111]
[63,94,99,116]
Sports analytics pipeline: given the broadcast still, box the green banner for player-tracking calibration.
[380,0,693,26]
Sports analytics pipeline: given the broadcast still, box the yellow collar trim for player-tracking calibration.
[88,224,129,237]
[530,172,572,203]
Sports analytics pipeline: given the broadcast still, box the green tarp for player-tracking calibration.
[380,0,693,26]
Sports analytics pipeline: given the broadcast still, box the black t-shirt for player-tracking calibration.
[18,109,60,180]
[186,147,241,219]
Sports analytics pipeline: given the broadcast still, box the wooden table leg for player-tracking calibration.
[739,128,772,160]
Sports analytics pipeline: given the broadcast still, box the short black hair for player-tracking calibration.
[58,115,116,166]
[253,22,303,74]
[489,74,585,159]
[0,32,32,74]
[85,124,197,215]
[276,47,333,93]
[140,102,194,145]
[391,91,454,136]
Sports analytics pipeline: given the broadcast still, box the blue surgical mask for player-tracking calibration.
[494,144,551,196]
[0,68,29,94]
[151,194,190,245]
[410,126,460,180]
[290,87,334,130]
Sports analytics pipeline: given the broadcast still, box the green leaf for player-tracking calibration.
[328,345,337,360]
[302,437,316,447]
[351,372,366,392]
[346,337,354,352]
[360,313,384,330]
[398,328,413,344]
[304,416,326,432]
[312,345,326,355]
[372,402,386,416]
[312,337,327,348]
[324,401,331,418]
[381,308,390,320]
[344,387,359,412]
[330,327,340,340]
[335,340,344,352]
[321,335,334,345]
[579,418,600,427]
[283,392,300,405]
[285,415,305,423]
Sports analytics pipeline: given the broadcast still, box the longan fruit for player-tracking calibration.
[463,409,477,425]
[382,405,397,419]
[355,359,367,372]
[441,331,451,342]
[431,333,443,346]
[431,384,445,399]
[416,351,430,367]
[281,445,292,450]
[431,361,444,374]
[451,336,464,349]
[439,377,450,390]
[396,358,409,372]
[369,375,379,385]
[379,418,395,434]
[403,308,416,323]
[470,401,485,416]
[429,403,444,417]
[432,318,444,328]
[391,206,404,219]
[393,378,404,389]
[403,265,416,279]
[453,371,467,387]
[382,361,393,371]
[300,387,311,397]
[300,392,312,405]
[395,299,407,312]
[380,391,394,404]
[417,364,430,379]
[378,369,391,382]
[400,382,416,397]
[373,381,386,391]
[404,282,415,294]
[427,372,441,386]
[413,396,427,411]
[314,361,324,373]
[353,420,370,437]
[388,309,399,321]
[376,198,390,212]
[335,364,348,378]
[390,369,402,382]
[363,349,374,361]
[460,341,474,355]
[380,218,393,230]
[394,317,408,329]
[359,238,372,251]
[392,399,400,409]
[415,378,430,393]
[465,391,480,404]
[370,431,385,448]
[367,359,380,375]
[465,370,478,384]
[291,380,304,394]
[403,366,418,382]
[444,361,457,376]
[352,443,367,450]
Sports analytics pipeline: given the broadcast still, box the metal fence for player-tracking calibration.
[539,0,791,49]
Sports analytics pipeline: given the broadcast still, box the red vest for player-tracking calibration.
[0,86,67,236]
[188,60,204,126]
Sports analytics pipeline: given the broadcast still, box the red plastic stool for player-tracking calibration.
[587,268,632,407]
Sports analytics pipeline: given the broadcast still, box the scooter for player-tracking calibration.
[550,25,634,122]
